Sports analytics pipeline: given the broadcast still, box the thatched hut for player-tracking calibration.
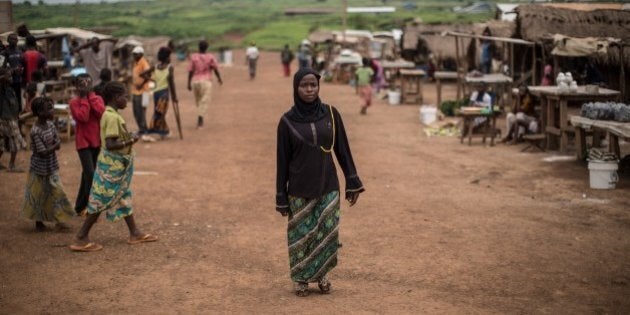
[402,20,518,70]
[517,4,630,43]
[516,4,630,100]
[401,22,475,67]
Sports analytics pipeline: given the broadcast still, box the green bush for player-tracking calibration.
[440,99,468,117]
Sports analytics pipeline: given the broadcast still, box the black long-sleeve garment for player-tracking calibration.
[276,106,364,212]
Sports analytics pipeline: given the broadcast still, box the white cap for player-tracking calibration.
[132,46,144,54]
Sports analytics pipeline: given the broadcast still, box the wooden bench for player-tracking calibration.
[521,134,546,152]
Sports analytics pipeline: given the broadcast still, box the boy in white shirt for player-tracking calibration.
[245,42,260,80]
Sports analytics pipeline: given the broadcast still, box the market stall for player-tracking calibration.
[529,86,621,153]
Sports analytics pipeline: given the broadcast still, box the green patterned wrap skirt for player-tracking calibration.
[21,171,74,223]
[87,149,134,222]
[287,190,340,283]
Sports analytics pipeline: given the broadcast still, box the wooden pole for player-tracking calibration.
[341,0,347,43]
[532,43,537,85]
[620,45,626,102]
[455,35,461,99]
[509,43,514,79]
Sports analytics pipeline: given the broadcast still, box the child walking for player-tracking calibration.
[21,97,75,231]
[0,68,27,172]
[70,81,158,252]
[355,58,374,115]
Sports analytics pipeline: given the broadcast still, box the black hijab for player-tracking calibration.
[286,67,329,123]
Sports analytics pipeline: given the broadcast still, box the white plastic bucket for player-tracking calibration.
[587,160,619,189]
[420,106,438,125]
[388,90,401,105]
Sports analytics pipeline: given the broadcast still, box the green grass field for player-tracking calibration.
[13,0,493,50]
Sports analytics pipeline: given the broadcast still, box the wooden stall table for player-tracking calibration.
[19,104,72,148]
[458,107,501,146]
[381,59,415,88]
[528,86,620,153]
[434,71,460,107]
[54,104,72,141]
[464,74,513,108]
[43,80,70,103]
[571,115,630,160]
[399,69,426,104]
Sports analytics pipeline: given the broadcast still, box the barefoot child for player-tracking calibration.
[21,97,74,231]
[70,82,157,252]
[355,58,374,115]
[0,68,27,172]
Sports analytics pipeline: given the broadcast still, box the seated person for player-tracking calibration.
[467,83,492,130]
[469,83,492,109]
[503,85,539,143]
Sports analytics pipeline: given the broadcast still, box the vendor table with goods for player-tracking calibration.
[458,107,501,146]
[528,86,620,153]
[570,115,630,160]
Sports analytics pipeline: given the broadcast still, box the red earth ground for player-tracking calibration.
[1,50,629,313]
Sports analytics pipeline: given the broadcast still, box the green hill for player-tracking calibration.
[13,0,492,50]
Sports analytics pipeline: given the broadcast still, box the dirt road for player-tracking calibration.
[1,51,629,313]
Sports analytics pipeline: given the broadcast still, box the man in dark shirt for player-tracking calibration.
[0,68,26,172]
[2,34,25,112]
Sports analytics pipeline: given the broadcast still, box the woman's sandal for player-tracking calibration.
[69,242,103,252]
[318,276,331,294]
[295,282,309,297]
[127,233,158,245]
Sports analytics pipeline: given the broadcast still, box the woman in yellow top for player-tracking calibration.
[148,47,178,139]
[70,82,158,252]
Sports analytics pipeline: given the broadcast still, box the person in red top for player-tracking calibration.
[69,74,105,215]
[23,35,47,84]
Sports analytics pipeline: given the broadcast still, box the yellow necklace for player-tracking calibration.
[320,104,335,153]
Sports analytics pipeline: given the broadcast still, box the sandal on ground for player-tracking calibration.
[318,276,331,294]
[127,233,158,245]
[69,242,103,252]
[295,282,309,297]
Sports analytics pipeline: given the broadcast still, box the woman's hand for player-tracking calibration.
[277,207,289,217]
[346,192,360,207]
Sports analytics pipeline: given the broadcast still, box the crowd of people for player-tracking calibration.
[0,30,370,297]
[0,33,236,254]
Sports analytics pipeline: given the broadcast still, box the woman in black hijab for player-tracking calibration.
[276,67,364,296]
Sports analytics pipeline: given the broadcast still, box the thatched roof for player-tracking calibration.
[541,3,627,12]
[115,35,171,63]
[402,23,474,59]
[472,20,515,39]
[516,4,630,42]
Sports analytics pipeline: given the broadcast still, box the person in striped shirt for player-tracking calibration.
[21,97,74,232]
